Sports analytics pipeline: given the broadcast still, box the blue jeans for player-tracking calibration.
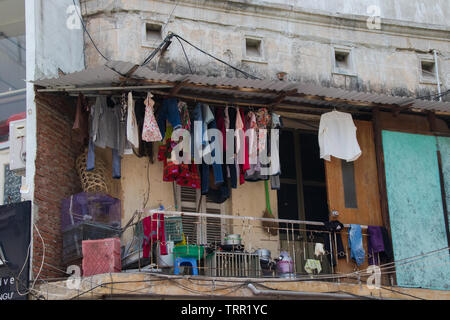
[87,139,121,179]
[157,98,181,140]
[201,163,224,195]
[348,224,365,266]
[191,103,204,159]
[201,118,224,194]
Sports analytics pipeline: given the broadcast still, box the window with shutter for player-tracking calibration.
[176,185,225,245]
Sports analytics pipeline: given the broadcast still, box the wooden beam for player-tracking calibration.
[268,89,297,107]
[169,80,189,96]
[427,111,438,132]
[372,107,397,285]
[123,64,140,79]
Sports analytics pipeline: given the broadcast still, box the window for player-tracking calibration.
[0,244,6,266]
[278,130,329,225]
[175,186,225,245]
[242,36,266,63]
[246,38,261,57]
[335,51,349,69]
[3,164,22,205]
[142,22,163,48]
[419,57,437,84]
[341,160,358,208]
[332,46,356,76]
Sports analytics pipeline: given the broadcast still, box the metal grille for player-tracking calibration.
[207,252,261,278]
[205,207,222,245]
[180,186,199,244]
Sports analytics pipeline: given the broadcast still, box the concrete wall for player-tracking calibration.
[78,0,449,259]
[266,0,450,27]
[26,0,85,279]
[80,0,449,99]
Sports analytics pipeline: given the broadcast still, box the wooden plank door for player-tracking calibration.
[324,120,383,274]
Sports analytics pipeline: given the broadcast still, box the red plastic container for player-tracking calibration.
[82,238,121,276]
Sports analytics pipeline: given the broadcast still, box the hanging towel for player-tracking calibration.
[72,93,89,143]
[323,220,346,267]
[304,259,322,274]
[142,213,167,258]
[380,226,393,261]
[314,243,325,257]
[142,92,162,142]
[318,110,361,162]
[348,224,365,266]
[367,226,384,265]
[127,92,140,148]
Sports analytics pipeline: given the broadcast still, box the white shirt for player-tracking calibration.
[318,110,361,162]
[126,92,140,149]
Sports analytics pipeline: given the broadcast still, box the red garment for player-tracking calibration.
[215,107,226,152]
[240,108,250,184]
[72,93,89,143]
[142,213,167,258]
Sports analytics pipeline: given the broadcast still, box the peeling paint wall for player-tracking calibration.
[382,131,450,291]
[80,0,449,98]
[76,0,449,260]
[437,136,450,230]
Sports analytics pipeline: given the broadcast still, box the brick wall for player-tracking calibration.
[33,94,84,279]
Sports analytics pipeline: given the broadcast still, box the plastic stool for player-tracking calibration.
[174,257,198,275]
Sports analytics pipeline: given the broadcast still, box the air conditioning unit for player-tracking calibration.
[9,119,26,175]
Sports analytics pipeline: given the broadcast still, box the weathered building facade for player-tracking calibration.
[16,0,450,299]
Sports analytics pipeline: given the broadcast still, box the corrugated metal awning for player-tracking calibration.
[33,61,450,114]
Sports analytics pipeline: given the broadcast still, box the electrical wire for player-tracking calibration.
[0,223,46,299]
[176,36,193,74]
[71,0,126,77]
[72,0,108,62]
[173,34,261,80]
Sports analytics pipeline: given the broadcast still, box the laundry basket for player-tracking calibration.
[76,149,108,193]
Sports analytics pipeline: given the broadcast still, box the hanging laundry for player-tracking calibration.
[246,111,257,165]
[178,101,191,130]
[314,243,325,257]
[142,213,167,258]
[348,224,365,267]
[245,108,270,182]
[119,93,133,155]
[367,225,384,265]
[157,98,182,140]
[142,92,162,142]
[191,102,204,160]
[304,259,322,274]
[127,92,140,149]
[202,104,218,158]
[215,107,226,152]
[224,106,237,189]
[87,96,122,179]
[368,225,393,265]
[269,112,282,190]
[201,106,224,195]
[318,110,361,162]
[255,108,271,152]
[72,93,89,144]
[323,220,346,267]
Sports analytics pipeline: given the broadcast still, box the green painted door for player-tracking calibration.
[382,131,450,290]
